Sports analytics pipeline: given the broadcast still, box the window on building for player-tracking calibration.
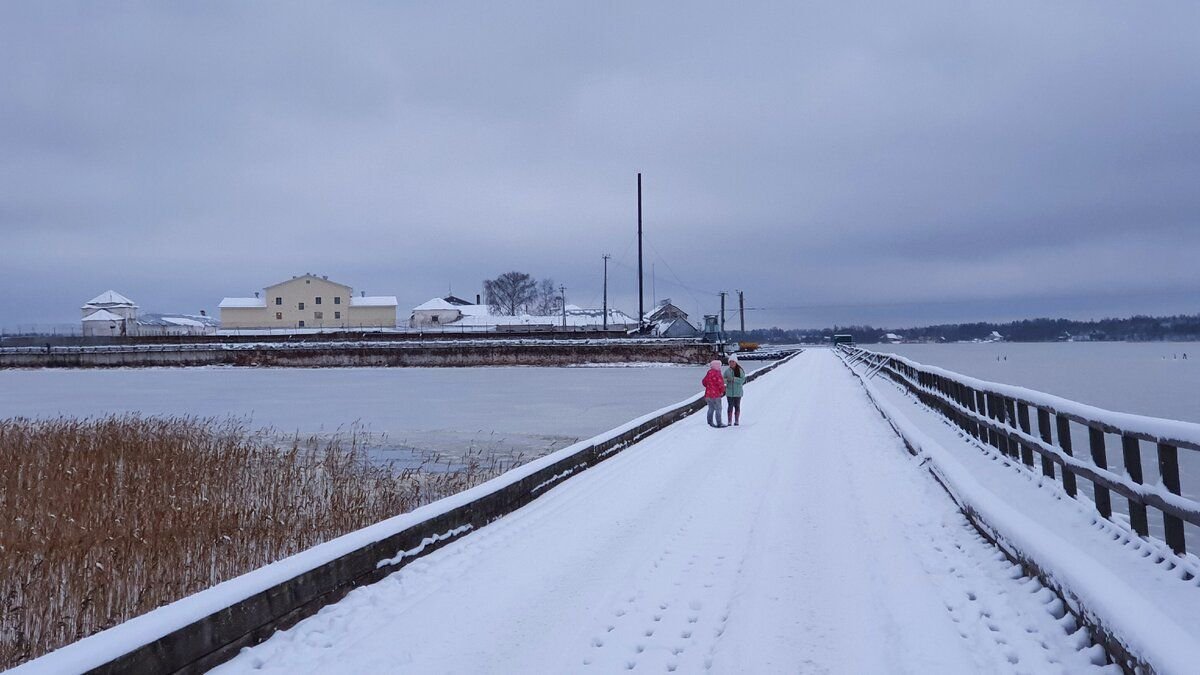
[315,297,322,305]
[334,311,341,319]
[299,302,305,310]
[432,315,440,324]
[314,311,323,320]
[275,312,283,320]
[275,297,282,305]
[298,320,305,327]
[334,296,341,305]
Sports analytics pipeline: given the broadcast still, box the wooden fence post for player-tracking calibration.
[1120,435,1149,538]
[1157,443,1187,555]
[1036,408,1056,479]
[964,386,980,439]
[1056,414,1078,497]
[1004,398,1018,459]
[1089,426,1112,519]
[985,394,1001,451]
[1016,403,1035,468]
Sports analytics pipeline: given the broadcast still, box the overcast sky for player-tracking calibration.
[2,2,1198,331]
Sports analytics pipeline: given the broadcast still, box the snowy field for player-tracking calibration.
[870,342,1200,423]
[0,362,768,469]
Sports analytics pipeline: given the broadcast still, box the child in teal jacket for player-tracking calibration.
[724,355,747,426]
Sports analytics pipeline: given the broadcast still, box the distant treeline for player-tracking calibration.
[729,313,1200,344]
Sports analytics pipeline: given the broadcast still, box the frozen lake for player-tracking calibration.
[0,362,770,469]
[869,342,1200,424]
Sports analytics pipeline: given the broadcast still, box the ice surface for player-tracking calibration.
[876,342,1200,423]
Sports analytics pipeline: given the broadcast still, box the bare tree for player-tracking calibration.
[484,272,538,316]
[533,278,560,316]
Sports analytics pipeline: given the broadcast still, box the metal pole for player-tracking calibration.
[719,291,726,335]
[560,285,567,328]
[602,254,611,330]
[637,172,644,332]
[738,290,745,332]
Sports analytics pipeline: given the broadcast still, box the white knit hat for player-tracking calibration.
[727,354,739,362]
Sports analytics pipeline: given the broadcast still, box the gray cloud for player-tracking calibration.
[1,1,1198,331]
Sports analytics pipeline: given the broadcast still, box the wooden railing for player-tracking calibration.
[840,346,1199,557]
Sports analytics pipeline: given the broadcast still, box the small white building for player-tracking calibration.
[81,291,138,336]
[220,274,398,330]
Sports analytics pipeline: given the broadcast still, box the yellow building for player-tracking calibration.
[219,274,397,330]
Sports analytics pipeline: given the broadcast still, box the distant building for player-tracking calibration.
[647,299,699,338]
[136,313,220,336]
[409,296,637,331]
[219,274,397,330]
[80,290,217,336]
[81,291,138,336]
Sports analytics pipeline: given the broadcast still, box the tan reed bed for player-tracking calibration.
[0,415,513,669]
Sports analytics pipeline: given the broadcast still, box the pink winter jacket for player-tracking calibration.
[702,369,726,398]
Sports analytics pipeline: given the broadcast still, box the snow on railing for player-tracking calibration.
[839,345,1200,557]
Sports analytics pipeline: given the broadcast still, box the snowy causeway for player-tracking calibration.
[210,351,1121,674]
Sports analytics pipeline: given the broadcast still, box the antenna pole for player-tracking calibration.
[719,291,727,336]
[637,173,644,332]
[602,254,611,330]
[738,290,745,332]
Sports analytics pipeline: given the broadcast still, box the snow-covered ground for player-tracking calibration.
[211,351,1118,673]
[848,351,1200,673]
[0,363,767,469]
[873,342,1200,423]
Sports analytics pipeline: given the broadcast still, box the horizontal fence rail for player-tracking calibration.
[839,346,1200,558]
[23,353,797,675]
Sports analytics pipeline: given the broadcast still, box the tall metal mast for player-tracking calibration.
[637,173,644,332]
[602,254,611,330]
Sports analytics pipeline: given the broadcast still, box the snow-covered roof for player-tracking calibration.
[220,297,267,309]
[81,309,126,322]
[83,290,136,308]
[350,296,398,307]
[452,313,557,327]
[566,307,637,323]
[138,313,221,328]
[413,298,460,311]
[264,274,352,291]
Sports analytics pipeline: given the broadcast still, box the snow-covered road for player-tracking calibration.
[215,350,1110,674]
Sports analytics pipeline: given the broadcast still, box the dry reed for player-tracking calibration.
[0,415,511,669]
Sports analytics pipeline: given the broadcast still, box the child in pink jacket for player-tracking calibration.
[702,360,727,427]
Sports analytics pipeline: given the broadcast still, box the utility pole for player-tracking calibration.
[602,254,611,330]
[637,172,644,332]
[560,285,567,328]
[719,291,727,335]
[737,290,745,332]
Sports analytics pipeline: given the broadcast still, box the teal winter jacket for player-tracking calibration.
[723,366,746,398]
